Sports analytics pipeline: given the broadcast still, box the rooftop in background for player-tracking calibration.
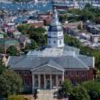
[0,38,19,45]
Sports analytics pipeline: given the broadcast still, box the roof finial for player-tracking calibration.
[52,7,59,24]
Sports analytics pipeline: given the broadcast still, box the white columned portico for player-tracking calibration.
[38,74,41,89]
[31,67,64,90]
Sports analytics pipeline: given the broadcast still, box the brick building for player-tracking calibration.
[8,8,95,93]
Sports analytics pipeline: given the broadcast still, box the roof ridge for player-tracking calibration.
[74,56,89,69]
[48,59,62,66]
[12,56,26,66]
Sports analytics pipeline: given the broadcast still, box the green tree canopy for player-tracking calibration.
[64,34,81,48]
[17,24,47,47]
[80,46,100,70]
[17,24,31,35]
[62,79,72,96]
[82,81,100,100]
[28,27,46,46]
[67,3,100,23]
[91,50,100,70]
[25,39,38,50]
[0,60,6,75]
[7,46,19,56]
[70,85,90,100]
[59,14,68,23]
[0,69,23,97]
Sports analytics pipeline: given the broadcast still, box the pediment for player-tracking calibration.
[32,64,64,73]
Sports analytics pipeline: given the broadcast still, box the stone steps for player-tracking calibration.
[37,89,57,100]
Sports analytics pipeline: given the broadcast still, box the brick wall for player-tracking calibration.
[15,70,32,85]
[15,68,94,88]
[64,68,94,84]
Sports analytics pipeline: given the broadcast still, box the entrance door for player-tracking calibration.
[46,79,50,89]
[34,79,38,89]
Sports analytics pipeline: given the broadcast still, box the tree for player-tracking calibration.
[7,46,19,56]
[70,85,90,100]
[59,14,68,23]
[0,60,6,75]
[91,50,100,70]
[96,75,100,82]
[0,69,23,97]
[17,24,31,35]
[25,40,38,50]
[80,46,93,56]
[82,81,100,100]
[28,27,46,46]
[84,3,93,10]
[64,34,81,48]
[57,79,72,99]
[8,95,27,100]
[62,79,72,96]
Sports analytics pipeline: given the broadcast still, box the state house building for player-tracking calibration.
[8,8,95,92]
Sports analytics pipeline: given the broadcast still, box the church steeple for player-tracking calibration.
[47,8,64,48]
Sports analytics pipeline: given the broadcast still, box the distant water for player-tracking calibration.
[0,2,84,12]
[0,2,53,12]
[1,1,99,23]
[0,1,99,12]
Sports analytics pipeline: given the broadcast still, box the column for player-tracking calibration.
[50,74,52,89]
[44,74,46,89]
[62,71,64,82]
[38,74,41,89]
[32,73,35,93]
[56,75,58,89]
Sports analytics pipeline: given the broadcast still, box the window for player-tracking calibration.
[29,71,31,75]
[23,71,27,76]
[58,75,62,79]
[35,80,38,87]
[71,71,74,76]
[82,72,85,76]
[24,79,27,84]
[35,75,38,79]
[54,41,56,43]
[65,71,68,75]
[77,71,79,76]
[59,80,62,85]
[28,71,31,75]
[59,40,61,44]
